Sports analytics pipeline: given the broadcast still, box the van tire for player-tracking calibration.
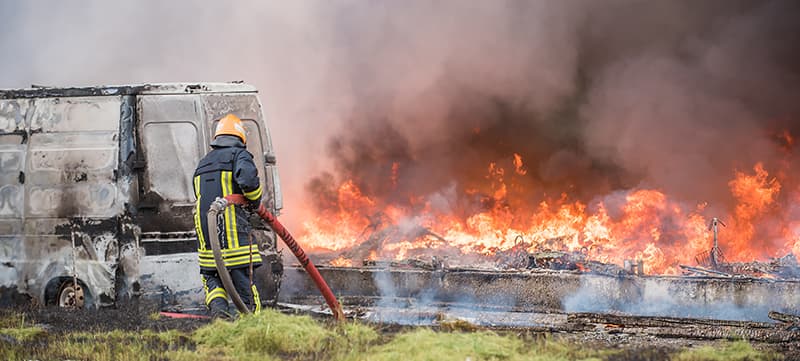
[44,277,87,308]
[55,280,86,308]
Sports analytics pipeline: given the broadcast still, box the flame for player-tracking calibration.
[299,144,798,274]
[727,162,781,259]
[391,162,400,188]
[513,153,527,175]
[329,256,353,267]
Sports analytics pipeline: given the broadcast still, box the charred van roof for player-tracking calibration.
[0,82,258,99]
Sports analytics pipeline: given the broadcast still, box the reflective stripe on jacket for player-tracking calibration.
[193,143,263,271]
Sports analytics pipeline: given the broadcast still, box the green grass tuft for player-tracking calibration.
[194,309,333,356]
[328,321,381,361]
[671,341,783,361]
[0,325,45,343]
[367,328,523,361]
[0,312,45,342]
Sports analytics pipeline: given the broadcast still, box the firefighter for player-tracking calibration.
[193,114,263,318]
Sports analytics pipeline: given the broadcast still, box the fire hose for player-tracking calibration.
[207,195,345,320]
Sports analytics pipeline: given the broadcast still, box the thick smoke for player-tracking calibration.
[312,0,800,201]
[2,1,800,257]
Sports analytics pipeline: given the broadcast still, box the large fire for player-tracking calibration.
[298,141,800,275]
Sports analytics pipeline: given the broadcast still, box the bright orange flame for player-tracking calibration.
[727,162,781,260]
[513,153,527,175]
[329,256,353,267]
[299,149,797,274]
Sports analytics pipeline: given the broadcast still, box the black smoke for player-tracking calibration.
[307,0,800,242]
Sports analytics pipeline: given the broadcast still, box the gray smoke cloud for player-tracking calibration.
[2,1,800,250]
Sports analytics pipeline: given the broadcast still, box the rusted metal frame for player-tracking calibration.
[114,95,139,303]
[117,95,137,183]
[0,86,148,100]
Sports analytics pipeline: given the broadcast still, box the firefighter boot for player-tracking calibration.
[208,298,232,320]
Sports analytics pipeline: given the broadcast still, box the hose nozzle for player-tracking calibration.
[209,197,229,213]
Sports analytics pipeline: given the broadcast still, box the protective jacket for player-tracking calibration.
[194,136,263,272]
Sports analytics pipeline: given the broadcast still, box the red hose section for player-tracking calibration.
[224,195,345,320]
[159,311,210,319]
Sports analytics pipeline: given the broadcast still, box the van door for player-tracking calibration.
[135,95,203,250]
[199,94,282,214]
[24,96,123,307]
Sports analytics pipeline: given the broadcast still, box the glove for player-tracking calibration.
[244,200,261,213]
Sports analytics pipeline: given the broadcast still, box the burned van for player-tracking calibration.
[0,82,283,308]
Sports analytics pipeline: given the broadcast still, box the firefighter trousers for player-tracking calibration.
[201,267,262,315]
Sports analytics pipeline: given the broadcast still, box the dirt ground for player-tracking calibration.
[2,302,798,360]
[4,300,209,334]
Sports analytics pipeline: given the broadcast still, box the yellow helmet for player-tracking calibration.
[214,114,247,144]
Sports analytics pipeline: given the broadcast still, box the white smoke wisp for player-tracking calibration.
[562,275,776,322]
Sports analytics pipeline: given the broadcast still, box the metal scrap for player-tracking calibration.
[683,254,800,279]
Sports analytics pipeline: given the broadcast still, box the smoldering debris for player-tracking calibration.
[681,253,800,279]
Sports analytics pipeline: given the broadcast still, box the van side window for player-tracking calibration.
[142,122,200,202]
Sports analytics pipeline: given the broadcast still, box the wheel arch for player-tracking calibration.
[43,276,93,308]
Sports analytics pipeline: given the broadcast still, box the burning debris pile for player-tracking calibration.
[306,153,800,279]
[298,108,800,278]
[677,217,800,279]
[307,163,800,279]
[319,206,800,280]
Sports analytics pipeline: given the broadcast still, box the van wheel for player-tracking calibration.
[58,281,85,308]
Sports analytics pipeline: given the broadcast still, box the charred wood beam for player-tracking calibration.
[679,265,734,277]
[768,311,800,324]
[567,313,799,343]
[568,312,775,329]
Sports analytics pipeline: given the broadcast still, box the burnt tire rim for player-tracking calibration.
[58,282,85,308]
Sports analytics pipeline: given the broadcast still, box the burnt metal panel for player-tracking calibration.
[118,95,137,181]
[0,86,146,100]
[0,100,30,221]
[26,97,123,218]
[0,83,257,100]
[134,95,202,234]
[0,99,29,300]
[7,95,126,307]
[0,134,25,223]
